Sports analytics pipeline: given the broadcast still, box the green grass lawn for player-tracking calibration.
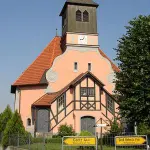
[19,143,144,150]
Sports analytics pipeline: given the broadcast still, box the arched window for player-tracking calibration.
[83,10,89,22]
[27,118,31,126]
[76,10,82,21]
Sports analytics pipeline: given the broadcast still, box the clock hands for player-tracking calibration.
[80,37,85,40]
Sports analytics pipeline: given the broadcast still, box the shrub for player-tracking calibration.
[58,123,76,137]
[102,119,123,146]
[52,134,61,138]
[109,118,123,134]
[46,138,62,143]
[2,110,27,148]
[31,137,44,144]
[0,105,12,133]
[79,131,93,136]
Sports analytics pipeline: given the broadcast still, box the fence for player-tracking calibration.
[0,132,149,150]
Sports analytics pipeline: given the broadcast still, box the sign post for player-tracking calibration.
[62,136,97,150]
[115,135,148,150]
[94,118,108,150]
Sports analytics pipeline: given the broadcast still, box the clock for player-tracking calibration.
[78,35,87,44]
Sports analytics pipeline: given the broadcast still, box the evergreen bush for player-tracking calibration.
[0,105,12,133]
[2,110,27,148]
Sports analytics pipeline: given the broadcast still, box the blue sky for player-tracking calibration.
[0,0,150,113]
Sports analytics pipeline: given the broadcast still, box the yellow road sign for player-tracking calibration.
[116,136,146,146]
[64,137,96,146]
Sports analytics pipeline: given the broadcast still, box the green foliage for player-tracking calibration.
[114,15,150,125]
[52,134,61,138]
[79,131,94,150]
[31,137,43,144]
[31,137,62,144]
[109,119,123,134]
[0,105,12,133]
[137,122,150,135]
[79,131,93,136]
[2,110,26,147]
[58,123,76,137]
[103,119,123,146]
[46,138,62,144]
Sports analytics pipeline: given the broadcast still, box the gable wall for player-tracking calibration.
[49,76,119,134]
[46,48,115,95]
[18,86,47,131]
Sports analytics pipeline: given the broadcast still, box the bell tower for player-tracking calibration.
[60,0,99,50]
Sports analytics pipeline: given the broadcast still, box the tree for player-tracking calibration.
[114,15,150,125]
[0,113,2,121]
[2,110,27,147]
[109,119,123,134]
[137,122,150,135]
[0,105,12,133]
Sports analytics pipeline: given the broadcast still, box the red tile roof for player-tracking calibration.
[11,36,119,93]
[32,92,59,106]
[11,36,62,90]
[32,73,85,106]
[99,48,120,72]
[32,71,105,106]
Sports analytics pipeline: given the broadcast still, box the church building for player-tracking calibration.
[11,0,120,135]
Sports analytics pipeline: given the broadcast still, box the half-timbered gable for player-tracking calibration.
[32,72,119,134]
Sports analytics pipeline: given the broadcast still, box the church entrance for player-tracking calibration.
[36,108,50,133]
[81,116,95,135]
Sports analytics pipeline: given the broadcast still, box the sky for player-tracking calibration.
[0,0,150,113]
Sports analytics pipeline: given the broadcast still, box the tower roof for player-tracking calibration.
[66,0,99,6]
[60,0,99,16]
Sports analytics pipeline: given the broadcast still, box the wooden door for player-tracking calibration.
[81,116,95,135]
[36,109,49,133]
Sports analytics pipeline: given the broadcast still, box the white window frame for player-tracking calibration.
[107,95,114,113]
[58,94,65,112]
[81,87,95,97]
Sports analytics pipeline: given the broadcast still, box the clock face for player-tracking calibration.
[78,35,87,45]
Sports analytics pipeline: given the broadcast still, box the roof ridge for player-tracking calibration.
[12,36,61,86]
[98,48,120,72]
[49,37,57,67]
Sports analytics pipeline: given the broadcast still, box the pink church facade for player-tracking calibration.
[11,0,120,136]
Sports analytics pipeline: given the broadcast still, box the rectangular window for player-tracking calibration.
[81,87,94,97]
[107,95,114,113]
[74,62,78,71]
[81,88,88,96]
[88,88,94,97]
[58,94,65,112]
[88,63,91,71]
